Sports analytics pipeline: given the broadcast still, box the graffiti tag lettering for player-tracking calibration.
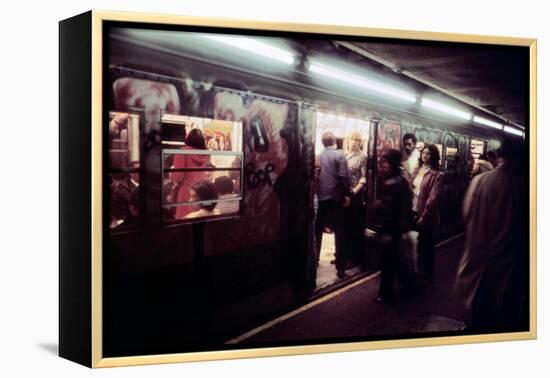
[246,162,275,188]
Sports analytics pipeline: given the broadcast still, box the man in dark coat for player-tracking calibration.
[455,136,528,332]
[373,149,413,303]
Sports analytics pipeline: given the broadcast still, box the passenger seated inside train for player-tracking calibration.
[183,180,222,219]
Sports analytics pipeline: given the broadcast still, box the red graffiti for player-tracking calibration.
[112,78,181,131]
[213,92,289,243]
[376,121,402,167]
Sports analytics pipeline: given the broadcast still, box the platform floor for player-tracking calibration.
[315,232,363,290]
[228,234,467,345]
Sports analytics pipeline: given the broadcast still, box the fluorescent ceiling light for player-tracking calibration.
[421,98,472,120]
[473,115,503,130]
[503,125,524,136]
[308,61,417,103]
[203,35,295,65]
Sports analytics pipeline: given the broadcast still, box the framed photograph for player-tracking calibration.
[59,10,536,368]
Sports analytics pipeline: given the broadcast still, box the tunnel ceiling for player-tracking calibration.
[111,28,529,130]
[345,41,528,129]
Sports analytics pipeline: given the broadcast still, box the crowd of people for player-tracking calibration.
[369,135,444,303]
[315,130,526,332]
[314,131,444,300]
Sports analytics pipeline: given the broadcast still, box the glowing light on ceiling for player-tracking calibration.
[308,60,417,103]
[473,115,503,130]
[421,98,472,120]
[203,35,295,65]
[503,125,524,136]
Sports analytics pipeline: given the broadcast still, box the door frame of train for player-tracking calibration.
[70,9,538,367]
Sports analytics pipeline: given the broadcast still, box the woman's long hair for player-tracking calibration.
[419,143,441,170]
[186,128,207,149]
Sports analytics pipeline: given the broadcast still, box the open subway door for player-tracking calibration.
[313,110,370,290]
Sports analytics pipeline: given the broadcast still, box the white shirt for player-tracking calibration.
[412,165,429,212]
[403,148,420,178]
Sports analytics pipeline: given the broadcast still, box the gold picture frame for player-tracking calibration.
[59,9,537,368]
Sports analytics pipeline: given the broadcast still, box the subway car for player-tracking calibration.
[103,25,517,356]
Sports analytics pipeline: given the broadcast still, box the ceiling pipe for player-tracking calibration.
[334,40,525,130]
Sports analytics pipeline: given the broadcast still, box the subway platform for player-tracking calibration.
[227,234,467,345]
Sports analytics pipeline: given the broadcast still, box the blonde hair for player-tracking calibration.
[350,131,363,141]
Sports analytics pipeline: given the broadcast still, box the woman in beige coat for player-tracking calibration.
[411,144,444,284]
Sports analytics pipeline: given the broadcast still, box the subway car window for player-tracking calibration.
[108,112,140,230]
[161,114,243,222]
[470,139,486,159]
[161,113,189,147]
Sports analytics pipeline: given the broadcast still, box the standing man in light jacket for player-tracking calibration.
[315,132,352,279]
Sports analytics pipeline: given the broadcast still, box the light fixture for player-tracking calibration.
[421,98,471,120]
[203,35,295,65]
[503,125,524,136]
[473,115,503,130]
[308,60,417,103]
